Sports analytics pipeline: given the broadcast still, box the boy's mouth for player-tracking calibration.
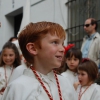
[56,56,63,61]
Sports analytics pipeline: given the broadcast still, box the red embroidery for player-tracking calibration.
[30,66,63,100]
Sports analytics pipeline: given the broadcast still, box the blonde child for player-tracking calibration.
[2,22,77,100]
[76,58,100,100]
[61,45,82,86]
[0,42,21,98]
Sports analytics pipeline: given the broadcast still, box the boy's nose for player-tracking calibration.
[60,45,65,52]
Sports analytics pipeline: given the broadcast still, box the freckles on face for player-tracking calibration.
[36,33,65,68]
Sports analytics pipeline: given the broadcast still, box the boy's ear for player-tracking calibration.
[26,43,37,55]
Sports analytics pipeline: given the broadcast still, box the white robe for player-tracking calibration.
[2,68,78,100]
[61,69,78,85]
[8,63,27,83]
[0,66,13,99]
[76,83,100,100]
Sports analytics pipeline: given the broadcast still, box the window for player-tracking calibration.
[66,0,100,48]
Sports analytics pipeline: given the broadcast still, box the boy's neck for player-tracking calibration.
[33,66,52,75]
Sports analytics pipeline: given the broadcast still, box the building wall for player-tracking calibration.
[0,0,68,50]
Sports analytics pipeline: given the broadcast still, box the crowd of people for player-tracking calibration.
[0,18,100,100]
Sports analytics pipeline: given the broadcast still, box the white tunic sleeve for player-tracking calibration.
[8,64,27,83]
[0,72,6,90]
[90,84,100,100]
[2,82,37,100]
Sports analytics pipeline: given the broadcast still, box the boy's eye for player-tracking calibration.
[52,41,58,44]
[81,73,85,76]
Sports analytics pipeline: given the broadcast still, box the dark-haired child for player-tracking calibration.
[61,44,82,86]
[76,59,100,100]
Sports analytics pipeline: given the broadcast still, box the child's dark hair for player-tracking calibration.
[0,42,21,68]
[78,59,98,82]
[8,37,18,42]
[64,47,82,71]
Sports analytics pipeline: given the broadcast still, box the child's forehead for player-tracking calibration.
[49,30,66,39]
[67,55,77,59]
[41,33,65,42]
[78,70,87,74]
[3,48,13,51]
[3,48,15,53]
[49,33,64,39]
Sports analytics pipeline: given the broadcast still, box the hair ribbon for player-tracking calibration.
[64,44,75,54]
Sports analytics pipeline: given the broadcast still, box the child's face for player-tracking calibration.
[66,56,79,72]
[35,33,65,71]
[2,48,16,66]
[78,70,91,86]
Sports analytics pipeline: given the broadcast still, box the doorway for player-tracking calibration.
[14,13,22,36]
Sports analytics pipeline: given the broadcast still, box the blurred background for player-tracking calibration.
[0,0,100,50]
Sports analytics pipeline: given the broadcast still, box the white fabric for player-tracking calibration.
[8,64,27,83]
[76,83,100,100]
[2,68,77,100]
[0,66,13,99]
[61,69,78,85]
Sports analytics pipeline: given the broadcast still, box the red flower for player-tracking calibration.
[64,44,75,54]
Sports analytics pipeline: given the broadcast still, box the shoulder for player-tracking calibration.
[13,64,27,72]
[94,83,100,92]
[95,32,100,39]
[8,74,41,93]
[57,74,74,89]
[57,74,78,100]
[61,70,73,77]
[8,65,27,83]
[9,74,39,85]
[90,83,100,100]
[3,75,41,100]
[61,70,68,77]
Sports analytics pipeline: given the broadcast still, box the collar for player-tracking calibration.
[4,65,13,70]
[24,68,56,84]
[84,32,99,39]
[67,69,77,76]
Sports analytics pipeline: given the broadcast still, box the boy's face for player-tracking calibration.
[35,33,65,71]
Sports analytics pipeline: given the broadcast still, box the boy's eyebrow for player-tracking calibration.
[50,38,61,41]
